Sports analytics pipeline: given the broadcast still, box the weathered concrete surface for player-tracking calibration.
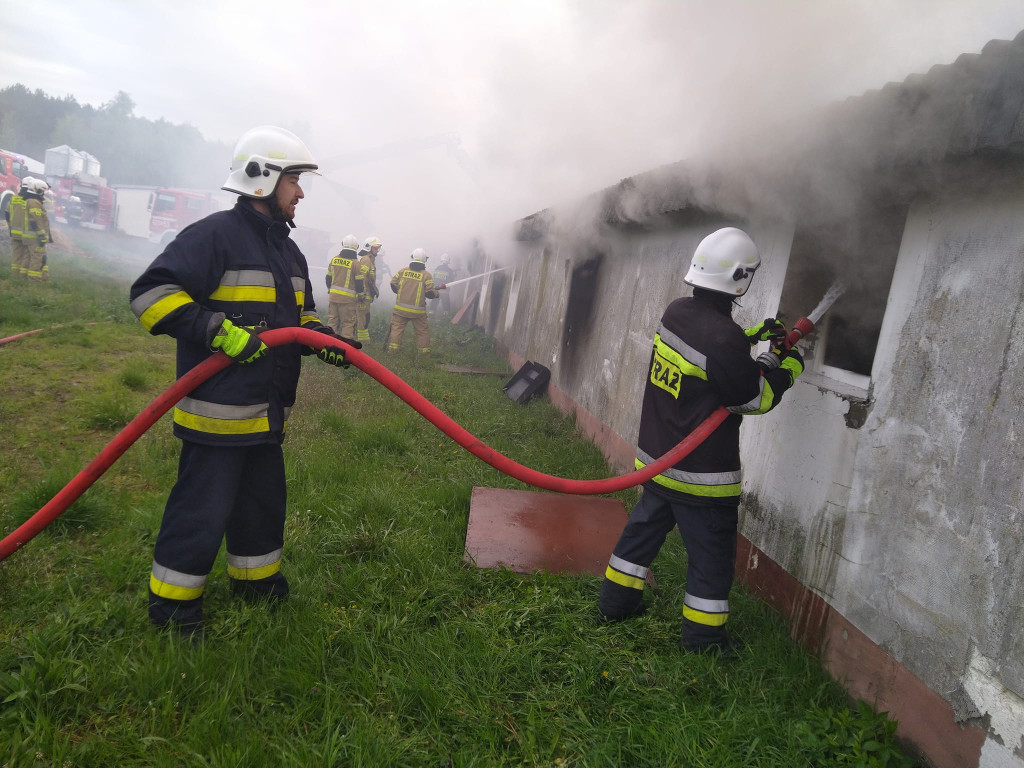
[480,183,1024,765]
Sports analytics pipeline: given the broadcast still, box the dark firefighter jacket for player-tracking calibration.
[129,200,324,446]
[636,289,795,505]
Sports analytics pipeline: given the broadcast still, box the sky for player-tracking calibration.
[3,0,1024,266]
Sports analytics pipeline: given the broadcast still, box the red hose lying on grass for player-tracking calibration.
[0,327,727,561]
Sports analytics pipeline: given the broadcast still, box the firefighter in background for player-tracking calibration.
[24,178,52,281]
[598,227,804,655]
[325,234,361,337]
[5,177,29,276]
[129,125,356,637]
[388,248,440,354]
[428,252,457,316]
[355,235,382,343]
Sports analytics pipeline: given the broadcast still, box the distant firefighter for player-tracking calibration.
[355,235,382,342]
[388,248,440,354]
[23,177,52,281]
[6,177,29,277]
[326,234,361,337]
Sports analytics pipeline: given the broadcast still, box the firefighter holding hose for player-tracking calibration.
[598,227,804,656]
[129,126,358,638]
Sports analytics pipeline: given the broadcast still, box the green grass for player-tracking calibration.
[0,232,917,767]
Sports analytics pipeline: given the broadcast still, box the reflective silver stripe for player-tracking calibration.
[608,554,648,579]
[226,549,282,569]
[657,324,706,369]
[636,449,742,486]
[727,377,767,414]
[177,396,269,421]
[219,269,275,287]
[130,284,185,318]
[283,406,292,421]
[152,561,207,589]
[290,276,305,292]
[684,592,729,613]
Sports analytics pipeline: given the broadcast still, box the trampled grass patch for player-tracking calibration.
[0,232,917,767]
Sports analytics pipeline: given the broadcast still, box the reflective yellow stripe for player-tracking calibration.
[173,407,270,435]
[395,302,426,314]
[605,565,645,591]
[654,333,706,381]
[635,458,742,497]
[139,290,193,331]
[330,286,357,297]
[150,574,204,601]
[683,605,729,627]
[226,550,282,581]
[209,284,276,302]
[295,291,305,306]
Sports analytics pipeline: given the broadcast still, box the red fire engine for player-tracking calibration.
[148,189,220,246]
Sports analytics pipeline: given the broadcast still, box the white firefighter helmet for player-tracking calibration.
[341,234,360,251]
[683,227,760,296]
[360,235,382,255]
[222,125,320,199]
[29,178,49,195]
[410,248,427,264]
[19,176,35,192]
[439,253,450,265]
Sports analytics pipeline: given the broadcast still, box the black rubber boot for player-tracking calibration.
[230,572,290,602]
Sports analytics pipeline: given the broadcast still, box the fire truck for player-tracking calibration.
[148,189,221,245]
[45,145,117,230]
[0,148,30,215]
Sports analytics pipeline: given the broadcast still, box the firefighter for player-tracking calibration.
[598,227,804,655]
[129,125,358,637]
[428,252,456,315]
[355,235,382,343]
[388,248,440,354]
[24,178,51,281]
[326,234,361,337]
[6,178,29,277]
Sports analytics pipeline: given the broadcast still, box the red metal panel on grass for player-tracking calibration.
[464,487,628,576]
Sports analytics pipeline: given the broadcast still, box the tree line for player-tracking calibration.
[0,84,229,189]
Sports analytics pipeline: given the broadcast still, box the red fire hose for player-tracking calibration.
[0,327,728,561]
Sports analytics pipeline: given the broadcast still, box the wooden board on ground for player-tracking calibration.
[437,364,509,376]
[465,486,632,578]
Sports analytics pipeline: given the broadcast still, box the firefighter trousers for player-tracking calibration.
[11,239,29,276]
[148,440,289,627]
[327,300,358,338]
[388,311,430,353]
[27,244,47,281]
[599,488,738,648]
[356,296,371,342]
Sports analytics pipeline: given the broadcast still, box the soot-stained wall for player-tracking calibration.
[480,177,1024,765]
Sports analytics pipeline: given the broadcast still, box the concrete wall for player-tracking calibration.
[482,181,1024,766]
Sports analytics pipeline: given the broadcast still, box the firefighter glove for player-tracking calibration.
[312,328,361,368]
[779,347,805,385]
[210,319,267,364]
[745,318,786,345]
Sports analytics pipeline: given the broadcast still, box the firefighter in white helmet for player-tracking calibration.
[598,227,804,656]
[355,235,382,342]
[388,247,440,353]
[130,125,358,638]
[428,252,457,316]
[6,177,30,277]
[23,178,52,281]
[326,234,361,336]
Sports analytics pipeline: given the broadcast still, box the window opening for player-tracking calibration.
[777,203,906,394]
